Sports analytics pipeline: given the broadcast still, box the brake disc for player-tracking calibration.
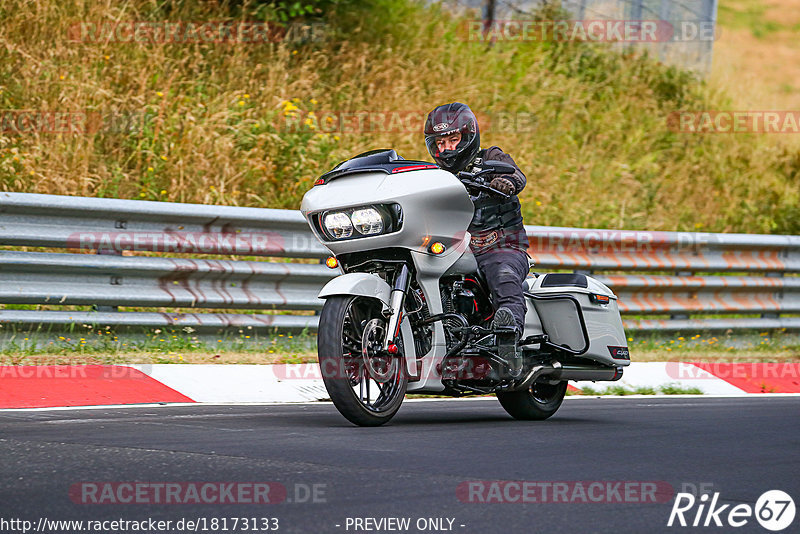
[361,318,397,382]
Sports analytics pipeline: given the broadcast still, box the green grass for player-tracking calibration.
[1,325,796,366]
[625,331,800,361]
[717,0,787,38]
[0,327,318,365]
[659,383,705,395]
[574,383,704,396]
[0,0,797,234]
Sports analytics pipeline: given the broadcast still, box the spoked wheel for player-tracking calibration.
[318,295,408,426]
[496,380,568,421]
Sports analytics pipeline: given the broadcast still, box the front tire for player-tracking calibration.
[497,380,567,420]
[318,295,408,426]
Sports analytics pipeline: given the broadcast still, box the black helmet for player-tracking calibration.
[424,102,480,173]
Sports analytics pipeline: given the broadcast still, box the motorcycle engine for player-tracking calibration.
[452,282,477,317]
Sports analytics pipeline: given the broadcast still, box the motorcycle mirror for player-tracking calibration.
[482,160,516,175]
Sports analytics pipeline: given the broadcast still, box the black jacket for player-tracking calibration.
[465,146,529,254]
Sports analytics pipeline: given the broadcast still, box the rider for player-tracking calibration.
[424,102,530,373]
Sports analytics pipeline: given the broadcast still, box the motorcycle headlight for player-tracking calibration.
[350,208,384,236]
[323,212,353,239]
[315,204,401,241]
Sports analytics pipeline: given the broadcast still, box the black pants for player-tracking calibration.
[474,247,529,332]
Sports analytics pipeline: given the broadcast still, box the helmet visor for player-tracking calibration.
[426,129,477,169]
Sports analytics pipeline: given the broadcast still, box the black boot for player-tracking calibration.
[493,306,521,377]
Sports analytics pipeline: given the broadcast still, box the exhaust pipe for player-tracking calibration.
[552,362,624,382]
[511,361,623,391]
[512,363,549,391]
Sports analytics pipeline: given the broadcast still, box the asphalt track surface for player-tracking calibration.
[1,397,798,534]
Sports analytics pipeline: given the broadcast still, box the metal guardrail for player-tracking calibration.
[0,251,331,310]
[0,192,798,336]
[526,226,800,273]
[0,192,327,258]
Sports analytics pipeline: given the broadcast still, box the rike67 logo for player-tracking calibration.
[668,490,795,531]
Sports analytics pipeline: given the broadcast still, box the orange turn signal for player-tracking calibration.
[429,242,446,255]
[325,256,339,269]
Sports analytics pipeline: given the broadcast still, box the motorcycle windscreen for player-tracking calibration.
[531,297,590,353]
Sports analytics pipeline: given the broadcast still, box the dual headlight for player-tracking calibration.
[319,205,401,240]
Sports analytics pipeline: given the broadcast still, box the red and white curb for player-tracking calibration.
[570,361,800,395]
[0,362,798,409]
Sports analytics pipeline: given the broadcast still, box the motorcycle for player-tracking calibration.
[301,149,630,426]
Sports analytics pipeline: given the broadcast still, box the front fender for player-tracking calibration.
[318,273,418,378]
[318,273,392,309]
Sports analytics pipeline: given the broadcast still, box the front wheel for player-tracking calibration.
[317,295,408,426]
[496,380,568,420]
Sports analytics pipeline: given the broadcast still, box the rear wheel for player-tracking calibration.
[318,295,408,426]
[496,380,567,420]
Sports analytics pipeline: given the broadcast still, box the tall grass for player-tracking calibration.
[0,0,797,233]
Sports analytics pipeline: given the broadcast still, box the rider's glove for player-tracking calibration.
[489,176,515,195]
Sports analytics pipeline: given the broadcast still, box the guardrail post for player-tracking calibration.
[762,271,784,319]
[95,248,121,313]
[670,270,694,321]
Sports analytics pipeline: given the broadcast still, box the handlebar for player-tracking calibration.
[458,171,510,199]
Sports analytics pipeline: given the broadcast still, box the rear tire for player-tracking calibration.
[318,295,408,426]
[497,380,567,420]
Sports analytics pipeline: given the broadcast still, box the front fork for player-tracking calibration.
[382,264,410,350]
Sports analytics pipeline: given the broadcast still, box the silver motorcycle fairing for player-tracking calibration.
[301,168,474,257]
[405,247,468,392]
[302,168,474,393]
